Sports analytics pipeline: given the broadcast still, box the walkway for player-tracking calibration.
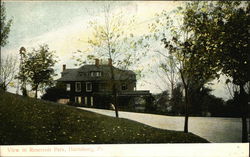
[78,107,248,143]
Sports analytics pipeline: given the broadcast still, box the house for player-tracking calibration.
[57,59,153,109]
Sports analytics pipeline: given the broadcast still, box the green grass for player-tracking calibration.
[0,91,208,144]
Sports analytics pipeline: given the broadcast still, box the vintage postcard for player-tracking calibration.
[0,1,249,157]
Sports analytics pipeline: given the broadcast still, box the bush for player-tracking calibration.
[41,86,67,102]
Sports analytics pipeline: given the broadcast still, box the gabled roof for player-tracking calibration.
[57,64,136,82]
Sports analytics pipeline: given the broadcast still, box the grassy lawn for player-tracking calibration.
[0,91,208,144]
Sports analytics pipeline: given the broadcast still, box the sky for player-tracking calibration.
[1,1,230,99]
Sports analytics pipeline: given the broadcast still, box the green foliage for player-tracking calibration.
[0,2,13,90]
[152,4,216,133]
[41,86,67,102]
[183,1,250,86]
[17,44,57,98]
[148,2,218,95]
[73,4,147,118]
[147,2,250,132]
[182,1,249,141]
[0,2,12,47]
[153,90,171,113]
[170,84,184,115]
[0,91,208,144]
[74,4,144,72]
[202,94,225,117]
[176,2,249,139]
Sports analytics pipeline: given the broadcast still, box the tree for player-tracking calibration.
[18,44,57,98]
[188,84,214,116]
[182,1,249,142]
[153,90,170,114]
[202,94,225,117]
[225,78,240,100]
[141,11,181,97]
[41,86,67,102]
[147,9,192,131]
[0,2,13,85]
[157,54,180,97]
[170,83,184,115]
[75,4,143,117]
[147,3,218,133]
[0,55,17,91]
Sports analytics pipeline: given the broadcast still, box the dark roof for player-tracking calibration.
[57,64,136,82]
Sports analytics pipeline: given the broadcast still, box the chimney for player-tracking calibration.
[108,58,112,66]
[95,59,99,66]
[63,64,66,71]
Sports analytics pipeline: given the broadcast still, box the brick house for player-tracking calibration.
[57,59,152,109]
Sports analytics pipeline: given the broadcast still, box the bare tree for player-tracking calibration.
[157,51,180,97]
[0,55,18,91]
[0,2,13,85]
[75,4,143,117]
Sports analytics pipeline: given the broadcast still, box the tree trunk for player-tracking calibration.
[114,88,119,118]
[110,63,119,118]
[22,86,27,96]
[184,88,189,133]
[0,50,1,79]
[171,82,174,98]
[2,82,7,91]
[180,70,189,133]
[240,84,248,142]
[35,85,38,98]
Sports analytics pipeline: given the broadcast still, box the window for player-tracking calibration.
[66,84,71,91]
[84,97,88,105]
[96,71,102,77]
[133,84,136,91]
[75,96,82,104]
[90,97,94,106]
[121,84,127,90]
[75,82,81,92]
[86,82,92,92]
[90,71,102,77]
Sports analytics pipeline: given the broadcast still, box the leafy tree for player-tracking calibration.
[148,3,219,133]
[153,90,170,114]
[202,94,225,117]
[225,91,243,118]
[0,2,13,86]
[41,86,67,102]
[0,55,17,91]
[224,78,240,100]
[183,1,249,142]
[0,2,12,47]
[169,84,184,115]
[75,4,143,117]
[18,45,57,98]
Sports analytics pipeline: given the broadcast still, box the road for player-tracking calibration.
[78,107,249,143]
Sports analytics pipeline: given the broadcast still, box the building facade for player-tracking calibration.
[57,59,152,109]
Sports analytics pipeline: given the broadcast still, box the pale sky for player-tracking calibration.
[1,1,229,99]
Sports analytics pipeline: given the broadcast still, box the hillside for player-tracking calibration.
[0,91,208,144]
